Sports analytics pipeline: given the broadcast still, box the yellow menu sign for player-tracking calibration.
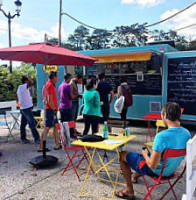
[42,65,58,74]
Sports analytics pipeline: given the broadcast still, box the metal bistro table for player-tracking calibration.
[6,108,41,137]
[72,134,136,200]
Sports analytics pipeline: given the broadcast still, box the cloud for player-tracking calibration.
[0,20,66,45]
[121,0,166,7]
[160,4,196,39]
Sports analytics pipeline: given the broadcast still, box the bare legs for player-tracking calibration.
[38,124,60,151]
[115,151,141,199]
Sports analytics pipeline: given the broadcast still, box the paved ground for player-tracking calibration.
[0,117,195,200]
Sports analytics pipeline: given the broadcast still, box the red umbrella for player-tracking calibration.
[0,42,96,66]
[0,42,97,168]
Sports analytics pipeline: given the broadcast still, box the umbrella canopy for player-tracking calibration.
[0,42,97,168]
[0,42,96,66]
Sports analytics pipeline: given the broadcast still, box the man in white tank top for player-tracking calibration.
[17,75,40,144]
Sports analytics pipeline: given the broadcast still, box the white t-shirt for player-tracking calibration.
[17,83,33,109]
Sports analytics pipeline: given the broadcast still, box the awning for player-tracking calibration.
[91,50,157,63]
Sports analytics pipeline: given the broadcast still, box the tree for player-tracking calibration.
[0,63,37,102]
[112,23,148,47]
[87,29,112,50]
[187,39,196,50]
[68,26,90,50]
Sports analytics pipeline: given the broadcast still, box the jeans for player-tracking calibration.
[71,101,78,121]
[20,107,40,141]
[60,108,72,122]
[83,114,99,135]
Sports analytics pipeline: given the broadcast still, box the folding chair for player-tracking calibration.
[145,120,166,148]
[59,121,91,181]
[142,148,186,200]
[34,116,44,129]
[34,110,44,129]
[0,109,13,141]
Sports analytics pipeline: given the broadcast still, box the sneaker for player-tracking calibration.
[34,139,41,145]
[21,139,31,144]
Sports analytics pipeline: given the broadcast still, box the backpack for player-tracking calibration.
[121,85,133,107]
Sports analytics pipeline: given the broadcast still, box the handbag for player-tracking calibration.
[114,96,125,113]
[81,135,105,142]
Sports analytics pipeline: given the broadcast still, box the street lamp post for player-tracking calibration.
[0,0,22,73]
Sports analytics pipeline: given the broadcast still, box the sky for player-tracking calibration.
[0,0,196,66]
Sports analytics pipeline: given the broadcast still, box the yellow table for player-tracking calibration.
[72,134,136,200]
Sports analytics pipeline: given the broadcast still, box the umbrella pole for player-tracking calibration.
[29,58,58,168]
[42,55,48,158]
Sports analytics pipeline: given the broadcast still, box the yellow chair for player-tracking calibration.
[34,116,44,129]
[144,120,166,148]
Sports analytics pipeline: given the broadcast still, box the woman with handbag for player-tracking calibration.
[117,78,133,122]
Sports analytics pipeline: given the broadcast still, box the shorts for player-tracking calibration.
[60,108,72,122]
[126,152,158,176]
[46,109,58,128]
[101,103,110,121]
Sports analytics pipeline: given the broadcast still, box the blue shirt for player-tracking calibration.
[152,127,190,177]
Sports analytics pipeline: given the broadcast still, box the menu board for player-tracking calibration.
[167,57,196,115]
[105,74,162,95]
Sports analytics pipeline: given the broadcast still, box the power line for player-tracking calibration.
[62,2,195,31]
[61,12,106,30]
[175,23,196,31]
[145,2,196,28]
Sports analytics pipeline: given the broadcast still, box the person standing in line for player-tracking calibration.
[58,73,74,122]
[97,73,114,132]
[38,71,61,152]
[83,78,101,135]
[70,74,83,122]
[17,75,40,144]
[117,78,133,123]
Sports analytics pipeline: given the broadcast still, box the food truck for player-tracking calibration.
[37,43,196,122]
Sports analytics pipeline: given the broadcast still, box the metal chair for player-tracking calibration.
[0,109,13,141]
[145,120,166,148]
[142,148,186,200]
[58,121,91,181]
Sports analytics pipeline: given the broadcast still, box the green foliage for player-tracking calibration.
[0,63,37,102]
[47,24,196,51]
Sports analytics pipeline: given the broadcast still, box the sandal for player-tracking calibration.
[115,190,135,200]
[54,145,62,150]
[37,148,51,152]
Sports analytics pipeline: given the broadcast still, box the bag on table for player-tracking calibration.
[81,135,105,142]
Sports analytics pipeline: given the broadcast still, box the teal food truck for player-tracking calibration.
[37,43,196,122]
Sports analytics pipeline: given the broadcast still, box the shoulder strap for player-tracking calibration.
[121,85,125,96]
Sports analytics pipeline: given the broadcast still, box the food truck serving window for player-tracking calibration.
[84,51,163,96]
[100,54,162,95]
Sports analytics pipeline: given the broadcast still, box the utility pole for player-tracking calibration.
[58,0,62,46]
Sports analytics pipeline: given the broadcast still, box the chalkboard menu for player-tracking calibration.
[105,74,162,95]
[167,57,196,115]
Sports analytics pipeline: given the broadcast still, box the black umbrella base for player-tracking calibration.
[29,155,58,168]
